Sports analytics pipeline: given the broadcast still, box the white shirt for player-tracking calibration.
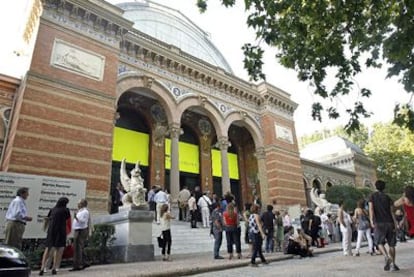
[177,189,190,203]
[283,214,291,227]
[154,190,168,204]
[188,196,197,211]
[73,207,89,230]
[160,213,171,231]
[197,195,212,208]
[6,196,28,223]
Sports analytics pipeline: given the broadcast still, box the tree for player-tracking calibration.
[364,122,414,194]
[325,185,368,211]
[197,0,414,133]
[298,129,326,149]
[299,124,369,149]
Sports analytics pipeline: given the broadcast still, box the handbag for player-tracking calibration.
[358,218,370,230]
[157,236,164,248]
[358,212,370,230]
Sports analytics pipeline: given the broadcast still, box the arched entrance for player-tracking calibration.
[110,90,168,213]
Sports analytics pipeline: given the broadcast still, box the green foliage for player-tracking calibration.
[85,224,116,264]
[21,239,44,269]
[325,185,367,211]
[196,0,414,133]
[299,124,368,149]
[364,122,414,194]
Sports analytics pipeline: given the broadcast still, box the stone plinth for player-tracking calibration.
[93,206,154,262]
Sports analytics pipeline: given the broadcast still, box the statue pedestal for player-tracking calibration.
[94,205,154,262]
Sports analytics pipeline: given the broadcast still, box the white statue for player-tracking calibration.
[310,187,338,214]
[120,158,147,208]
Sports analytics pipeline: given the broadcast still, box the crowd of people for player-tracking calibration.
[153,180,414,270]
[3,179,414,272]
[336,180,414,272]
[3,187,91,275]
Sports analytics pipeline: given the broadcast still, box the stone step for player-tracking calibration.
[151,219,249,256]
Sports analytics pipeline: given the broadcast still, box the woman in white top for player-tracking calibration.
[160,203,175,261]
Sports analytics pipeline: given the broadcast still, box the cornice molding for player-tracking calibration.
[41,0,297,119]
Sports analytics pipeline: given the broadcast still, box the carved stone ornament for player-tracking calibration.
[120,158,147,208]
[50,39,105,81]
[152,123,169,147]
[310,187,338,214]
[198,118,211,136]
[150,104,167,123]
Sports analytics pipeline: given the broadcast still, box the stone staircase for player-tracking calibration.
[151,218,249,256]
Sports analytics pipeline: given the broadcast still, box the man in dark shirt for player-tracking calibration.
[369,180,399,271]
[261,205,275,253]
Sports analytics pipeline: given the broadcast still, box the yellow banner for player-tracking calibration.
[112,127,239,179]
[211,150,239,179]
[112,127,149,165]
[165,139,200,174]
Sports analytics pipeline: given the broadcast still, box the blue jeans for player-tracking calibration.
[265,230,274,252]
[213,230,223,258]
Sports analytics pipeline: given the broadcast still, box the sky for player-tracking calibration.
[1,0,411,137]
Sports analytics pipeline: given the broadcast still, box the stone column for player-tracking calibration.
[169,123,181,203]
[218,136,231,194]
[255,147,269,206]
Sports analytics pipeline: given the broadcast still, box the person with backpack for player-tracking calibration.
[353,199,373,256]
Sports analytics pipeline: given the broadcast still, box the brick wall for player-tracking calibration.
[261,112,306,206]
[2,18,120,213]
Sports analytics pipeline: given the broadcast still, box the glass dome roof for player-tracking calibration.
[117,1,233,73]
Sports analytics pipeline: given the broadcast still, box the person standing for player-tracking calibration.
[242,203,253,257]
[154,187,168,224]
[394,185,414,237]
[338,200,353,256]
[39,197,71,275]
[261,204,275,253]
[369,180,399,271]
[194,186,203,222]
[197,192,212,228]
[249,204,268,267]
[147,186,157,216]
[70,198,90,271]
[223,202,242,259]
[4,187,32,249]
[283,210,292,230]
[274,211,284,252]
[353,199,373,256]
[111,182,125,214]
[177,186,190,221]
[188,193,198,228]
[211,202,224,259]
[160,203,175,261]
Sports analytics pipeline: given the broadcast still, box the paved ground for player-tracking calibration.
[33,239,414,277]
[193,241,414,277]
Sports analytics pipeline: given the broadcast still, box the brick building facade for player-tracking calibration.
[0,0,305,212]
[1,0,375,214]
